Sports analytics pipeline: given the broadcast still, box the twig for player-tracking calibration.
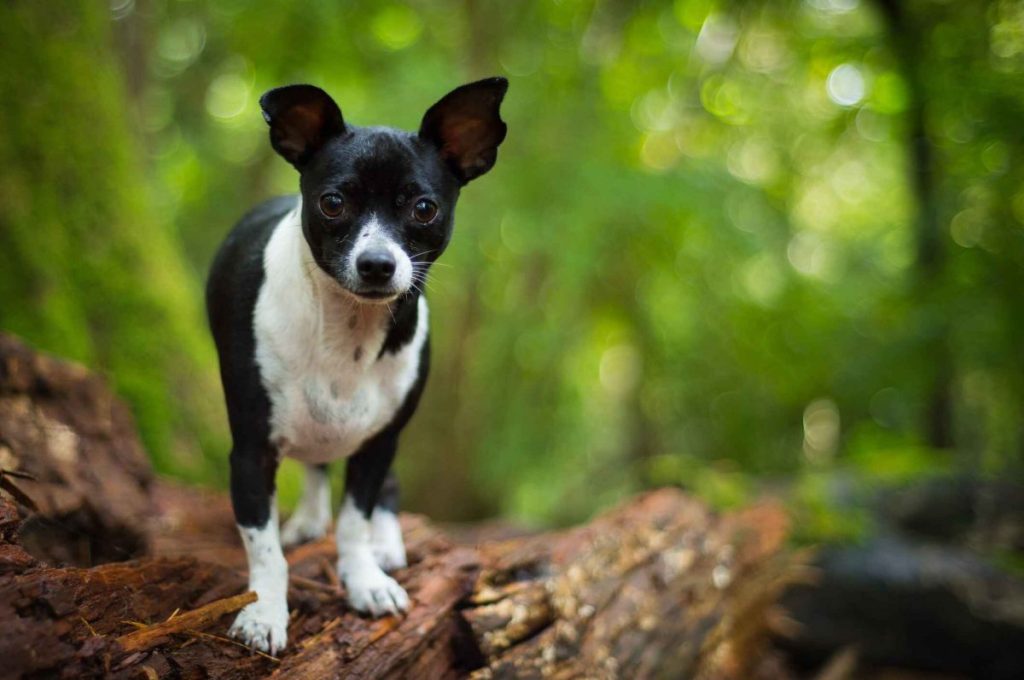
[115,591,257,655]
[290,573,339,594]
[299,617,341,650]
[319,556,340,589]
[184,628,281,662]
[368,616,400,643]
[0,468,35,480]
[0,469,38,512]
[79,616,99,637]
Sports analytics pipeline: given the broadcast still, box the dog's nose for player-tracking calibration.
[356,249,396,285]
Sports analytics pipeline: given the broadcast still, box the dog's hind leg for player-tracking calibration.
[281,463,331,547]
[337,433,409,617]
[370,470,406,571]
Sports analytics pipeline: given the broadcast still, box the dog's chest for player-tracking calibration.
[256,297,426,464]
[252,218,427,464]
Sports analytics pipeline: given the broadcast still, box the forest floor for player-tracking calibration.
[0,332,799,678]
[2,331,1017,679]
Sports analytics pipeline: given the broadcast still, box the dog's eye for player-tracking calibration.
[319,193,345,218]
[412,199,438,224]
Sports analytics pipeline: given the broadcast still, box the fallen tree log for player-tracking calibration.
[0,333,153,566]
[0,333,800,678]
[778,538,1024,680]
[1,488,795,679]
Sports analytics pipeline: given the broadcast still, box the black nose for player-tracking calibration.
[356,249,396,285]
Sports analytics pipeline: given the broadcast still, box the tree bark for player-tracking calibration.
[874,0,954,451]
[0,333,154,566]
[0,334,798,678]
[1,489,794,679]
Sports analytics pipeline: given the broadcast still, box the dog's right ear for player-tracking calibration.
[259,85,346,168]
[419,77,508,185]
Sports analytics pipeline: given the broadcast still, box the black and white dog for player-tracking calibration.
[205,78,508,654]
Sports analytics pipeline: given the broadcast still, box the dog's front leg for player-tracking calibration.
[227,444,289,654]
[338,433,409,616]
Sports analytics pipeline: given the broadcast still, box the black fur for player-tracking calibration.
[378,292,420,358]
[376,470,401,514]
[295,128,461,291]
[347,336,429,516]
[206,196,295,527]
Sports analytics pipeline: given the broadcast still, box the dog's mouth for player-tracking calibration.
[352,288,398,301]
[326,255,412,305]
[338,283,408,305]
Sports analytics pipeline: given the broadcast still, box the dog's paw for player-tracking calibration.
[228,598,289,655]
[371,511,407,572]
[340,559,410,617]
[372,541,407,572]
[280,512,329,548]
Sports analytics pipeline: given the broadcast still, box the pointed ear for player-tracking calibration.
[419,77,508,184]
[259,85,345,168]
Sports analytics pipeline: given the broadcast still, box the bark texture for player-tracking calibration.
[0,333,154,565]
[0,334,798,679]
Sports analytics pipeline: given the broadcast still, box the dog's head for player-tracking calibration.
[259,78,508,303]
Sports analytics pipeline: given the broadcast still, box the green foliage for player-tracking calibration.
[0,1,228,481]
[790,469,873,545]
[3,0,1023,526]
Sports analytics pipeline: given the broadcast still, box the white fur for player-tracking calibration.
[348,214,414,293]
[254,205,428,466]
[280,464,332,547]
[371,508,407,571]
[337,495,410,616]
[246,205,419,627]
[229,503,289,654]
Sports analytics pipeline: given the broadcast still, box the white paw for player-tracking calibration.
[372,541,408,572]
[280,512,329,548]
[228,597,289,655]
[370,509,407,572]
[340,559,410,617]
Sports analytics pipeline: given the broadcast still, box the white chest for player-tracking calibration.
[252,210,427,464]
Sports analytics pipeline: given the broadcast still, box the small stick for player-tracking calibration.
[184,628,281,662]
[300,617,341,650]
[115,591,257,655]
[290,573,339,594]
[319,556,340,589]
[79,616,98,637]
[368,616,400,643]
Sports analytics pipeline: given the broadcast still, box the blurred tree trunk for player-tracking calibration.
[875,0,954,450]
[0,1,226,474]
[407,0,504,521]
[110,0,150,104]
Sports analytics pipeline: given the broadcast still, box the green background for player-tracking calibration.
[2,0,1022,538]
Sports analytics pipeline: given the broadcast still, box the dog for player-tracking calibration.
[205,77,508,654]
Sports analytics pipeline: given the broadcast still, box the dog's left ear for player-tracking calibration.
[260,85,346,168]
[419,77,508,185]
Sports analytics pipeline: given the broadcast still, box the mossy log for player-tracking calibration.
[0,333,799,678]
